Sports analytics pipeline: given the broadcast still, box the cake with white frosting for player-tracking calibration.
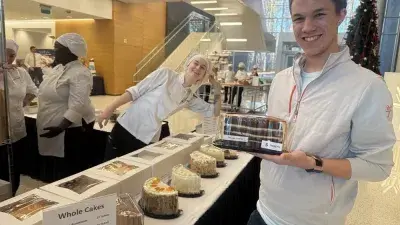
[171,164,201,195]
[200,144,225,163]
[189,151,217,177]
[139,177,178,216]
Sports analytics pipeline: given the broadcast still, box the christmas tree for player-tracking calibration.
[345,0,381,75]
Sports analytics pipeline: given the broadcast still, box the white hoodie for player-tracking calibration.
[257,47,395,225]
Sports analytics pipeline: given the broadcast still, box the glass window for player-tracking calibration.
[380,34,397,72]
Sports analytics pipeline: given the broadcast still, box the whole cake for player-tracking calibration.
[139,177,179,217]
[189,151,217,177]
[218,114,287,154]
[171,164,201,195]
[200,144,225,163]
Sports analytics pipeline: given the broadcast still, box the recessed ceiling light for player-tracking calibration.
[204,7,228,11]
[191,1,217,4]
[66,16,72,19]
[226,38,247,42]
[42,16,49,19]
[220,22,242,26]
[215,13,238,16]
[200,38,211,42]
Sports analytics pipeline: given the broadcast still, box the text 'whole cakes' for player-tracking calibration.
[171,164,201,195]
[216,114,287,155]
[189,151,217,177]
[139,177,179,217]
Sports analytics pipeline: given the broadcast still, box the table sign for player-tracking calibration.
[43,194,116,225]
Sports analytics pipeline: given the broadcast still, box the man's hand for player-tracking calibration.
[28,67,34,72]
[40,127,64,138]
[251,150,316,170]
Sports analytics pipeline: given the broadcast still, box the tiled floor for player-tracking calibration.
[14,94,400,224]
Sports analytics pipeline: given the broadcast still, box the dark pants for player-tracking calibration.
[104,122,148,161]
[204,85,211,103]
[42,121,95,182]
[29,67,43,87]
[231,86,244,107]
[247,210,267,225]
[0,138,26,196]
[224,86,231,103]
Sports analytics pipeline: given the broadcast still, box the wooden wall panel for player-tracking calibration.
[55,1,166,95]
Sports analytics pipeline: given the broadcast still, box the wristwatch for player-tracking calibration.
[306,154,324,173]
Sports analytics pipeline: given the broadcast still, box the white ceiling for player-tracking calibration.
[3,0,100,20]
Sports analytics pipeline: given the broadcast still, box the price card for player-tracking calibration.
[43,194,116,225]
[202,117,218,135]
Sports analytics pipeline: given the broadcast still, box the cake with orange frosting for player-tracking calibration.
[139,177,178,216]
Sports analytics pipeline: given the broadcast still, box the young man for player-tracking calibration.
[24,46,44,85]
[248,0,396,225]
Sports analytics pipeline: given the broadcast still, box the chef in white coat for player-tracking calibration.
[231,62,249,108]
[97,54,221,160]
[36,33,95,180]
[0,40,38,195]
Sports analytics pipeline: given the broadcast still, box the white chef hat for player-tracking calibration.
[238,62,246,68]
[56,33,87,57]
[6,39,19,53]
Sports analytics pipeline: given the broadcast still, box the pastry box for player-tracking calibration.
[191,132,215,144]
[0,189,73,225]
[39,171,120,202]
[163,133,204,151]
[0,179,11,202]
[117,193,144,225]
[144,140,193,163]
[213,113,288,155]
[88,158,152,197]
[121,148,176,178]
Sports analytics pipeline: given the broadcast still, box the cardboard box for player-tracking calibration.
[39,171,120,202]
[88,158,152,197]
[163,133,205,151]
[191,132,215,145]
[145,140,192,163]
[121,148,177,179]
[0,179,11,202]
[0,189,73,225]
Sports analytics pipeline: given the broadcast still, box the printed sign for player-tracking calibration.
[223,135,249,142]
[43,194,116,225]
[261,140,283,152]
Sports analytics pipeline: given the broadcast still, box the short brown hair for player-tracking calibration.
[289,0,347,13]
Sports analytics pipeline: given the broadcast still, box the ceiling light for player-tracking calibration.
[215,13,238,16]
[191,1,217,4]
[220,22,242,26]
[201,38,211,42]
[42,16,49,19]
[204,7,228,11]
[226,38,247,42]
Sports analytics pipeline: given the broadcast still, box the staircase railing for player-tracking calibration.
[133,12,215,84]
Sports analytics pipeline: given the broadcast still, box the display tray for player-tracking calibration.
[178,190,205,198]
[138,201,183,220]
[217,161,227,168]
[225,155,239,160]
[200,173,219,179]
[213,140,284,155]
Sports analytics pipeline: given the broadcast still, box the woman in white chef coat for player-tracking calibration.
[0,40,38,195]
[231,62,249,109]
[36,33,95,180]
[223,64,234,103]
[97,54,221,160]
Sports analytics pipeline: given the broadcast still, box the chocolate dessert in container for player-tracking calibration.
[213,113,288,155]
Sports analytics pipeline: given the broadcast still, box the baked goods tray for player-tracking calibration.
[213,140,284,155]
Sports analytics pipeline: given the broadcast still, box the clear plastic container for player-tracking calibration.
[117,193,144,225]
[213,113,288,155]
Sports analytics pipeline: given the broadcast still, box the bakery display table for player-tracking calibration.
[143,153,261,225]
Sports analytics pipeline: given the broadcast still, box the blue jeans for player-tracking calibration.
[247,210,268,225]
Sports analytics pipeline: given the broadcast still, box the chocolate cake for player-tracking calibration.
[215,114,287,155]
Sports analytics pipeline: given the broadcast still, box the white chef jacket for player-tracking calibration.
[224,70,235,83]
[37,60,95,157]
[24,52,44,68]
[118,67,215,144]
[235,70,249,82]
[1,68,38,143]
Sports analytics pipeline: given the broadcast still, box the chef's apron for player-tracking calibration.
[37,65,67,158]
